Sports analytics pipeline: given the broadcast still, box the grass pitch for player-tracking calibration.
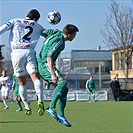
[0,101,133,133]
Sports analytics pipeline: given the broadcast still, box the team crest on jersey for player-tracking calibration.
[5,21,11,26]
[30,22,35,26]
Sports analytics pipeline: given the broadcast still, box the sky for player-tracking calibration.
[0,0,132,60]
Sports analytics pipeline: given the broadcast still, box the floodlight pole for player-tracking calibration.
[99,64,101,89]
[75,74,78,89]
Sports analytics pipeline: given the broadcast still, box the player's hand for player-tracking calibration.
[51,74,58,83]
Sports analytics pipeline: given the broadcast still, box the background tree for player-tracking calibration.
[0,45,5,73]
[101,1,132,89]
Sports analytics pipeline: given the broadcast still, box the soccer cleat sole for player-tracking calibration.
[45,108,59,121]
[38,102,45,116]
[25,108,32,116]
[58,117,72,127]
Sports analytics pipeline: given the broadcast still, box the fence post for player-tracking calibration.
[75,74,78,89]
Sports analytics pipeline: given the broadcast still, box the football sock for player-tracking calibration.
[16,100,22,109]
[33,79,43,101]
[50,80,67,110]
[92,94,95,101]
[19,85,29,108]
[57,87,68,117]
[2,99,8,107]
[88,95,91,101]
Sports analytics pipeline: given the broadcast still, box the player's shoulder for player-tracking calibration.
[54,29,62,34]
[4,18,21,27]
[6,18,24,26]
[86,79,90,83]
[9,18,23,22]
[25,19,44,30]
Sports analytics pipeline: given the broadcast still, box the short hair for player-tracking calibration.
[63,24,79,35]
[90,75,93,78]
[26,9,40,20]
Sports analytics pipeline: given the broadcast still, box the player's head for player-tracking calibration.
[63,24,79,41]
[26,9,40,21]
[90,75,93,80]
[2,69,6,77]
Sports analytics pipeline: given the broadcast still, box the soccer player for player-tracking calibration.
[0,9,45,116]
[86,75,96,103]
[37,24,79,127]
[12,74,23,112]
[0,70,12,109]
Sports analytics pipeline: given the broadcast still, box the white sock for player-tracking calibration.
[33,79,43,101]
[2,99,8,107]
[19,85,29,108]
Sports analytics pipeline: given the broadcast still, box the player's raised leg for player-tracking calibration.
[57,87,72,127]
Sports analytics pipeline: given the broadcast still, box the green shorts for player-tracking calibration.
[38,63,64,83]
[14,89,21,97]
[88,88,95,94]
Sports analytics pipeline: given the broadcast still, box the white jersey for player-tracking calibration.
[0,75,12,90]
[0,17,44,50]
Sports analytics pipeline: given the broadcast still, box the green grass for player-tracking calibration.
[0,101,133,133]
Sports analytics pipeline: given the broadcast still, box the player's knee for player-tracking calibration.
[5,96,8,100]
[18,77,26,85]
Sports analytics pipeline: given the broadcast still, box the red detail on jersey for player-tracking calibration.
[23,20,29,24]
[19,44,30,48]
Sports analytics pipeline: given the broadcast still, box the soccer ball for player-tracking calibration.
[47,11,61,25]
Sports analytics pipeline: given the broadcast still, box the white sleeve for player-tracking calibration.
[0,19,14,35]
[86,80,89,89]
[0,77,4,85]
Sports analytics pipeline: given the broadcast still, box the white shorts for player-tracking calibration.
[11,48,38,77]
[1,87,10,97]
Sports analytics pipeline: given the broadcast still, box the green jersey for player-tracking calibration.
[38,29,65,64]
[86,79,95,91]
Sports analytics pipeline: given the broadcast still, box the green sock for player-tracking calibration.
[50,80,67,109]
[57,99,66,117]
[92,95,95,101]
[88,95,91,101]
[50,88,61,109]
[16,101,22,109]
[57,87,68,117]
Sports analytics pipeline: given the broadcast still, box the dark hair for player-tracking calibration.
[26,9,40,20]
[90,75,93,78]
[63,24,79,35]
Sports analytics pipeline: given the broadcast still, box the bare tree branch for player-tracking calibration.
[101,1,132,89]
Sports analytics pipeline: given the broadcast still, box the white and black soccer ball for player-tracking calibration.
[47,11,61,25]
